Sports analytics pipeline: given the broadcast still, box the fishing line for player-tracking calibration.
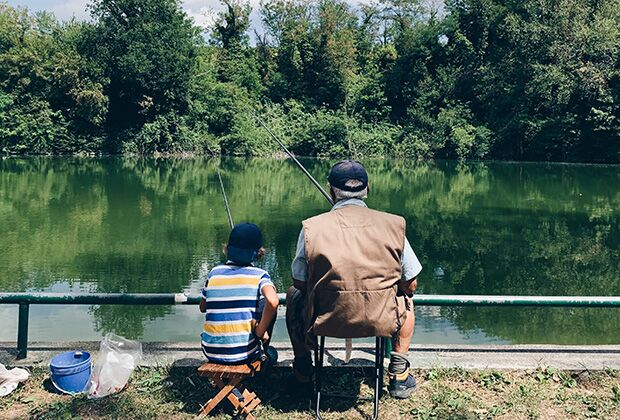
[217,169,234,229]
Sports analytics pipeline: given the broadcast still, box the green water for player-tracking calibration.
[0,157,619,344]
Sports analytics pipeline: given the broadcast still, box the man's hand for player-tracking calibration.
[398,277,418,296]
[293,279,307,293]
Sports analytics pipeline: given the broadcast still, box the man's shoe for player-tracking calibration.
[292,356,314,382]
[388,371,417,399]
[281,371,314,397]
[279,356,314,396]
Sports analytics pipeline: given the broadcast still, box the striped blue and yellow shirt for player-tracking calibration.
[201,264,274,363]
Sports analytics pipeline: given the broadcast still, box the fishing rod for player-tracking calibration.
[253,110,353,363]
[252,111,334,206]
[217,169,234,229]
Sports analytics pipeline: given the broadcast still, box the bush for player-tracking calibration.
[348,122,400,158]
[432,105,495,160]
[394,131,433,159]
[121,113,201,155]
[0,92,74,154]
[292,110,349,157]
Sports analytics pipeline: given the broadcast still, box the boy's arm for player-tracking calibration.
[199,280,208,313]
[255,284,279,341]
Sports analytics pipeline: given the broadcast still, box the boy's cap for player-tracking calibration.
[327,160,368,192]
[227,223,263,264]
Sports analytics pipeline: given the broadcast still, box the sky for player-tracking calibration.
[5,0,443,36]
[5,0,250,28]
[4,0,377,31]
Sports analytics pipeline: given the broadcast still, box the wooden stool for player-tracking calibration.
[197,360,262,419]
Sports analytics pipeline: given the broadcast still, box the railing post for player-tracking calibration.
[16,303,29,360]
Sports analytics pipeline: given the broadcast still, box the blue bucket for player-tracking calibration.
[50,351,92,394]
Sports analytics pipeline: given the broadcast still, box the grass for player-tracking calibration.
[1,366,619,419]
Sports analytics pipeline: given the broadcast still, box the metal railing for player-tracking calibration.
[2,292,620,359]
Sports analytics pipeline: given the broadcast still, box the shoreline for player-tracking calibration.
[3,342,620,371]
[3,154,620,166]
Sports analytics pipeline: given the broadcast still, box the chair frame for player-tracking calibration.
[314,336,387,420]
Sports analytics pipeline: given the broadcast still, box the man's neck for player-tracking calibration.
[332,198,367,210]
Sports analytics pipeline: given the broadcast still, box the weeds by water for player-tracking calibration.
[1,366,619,419]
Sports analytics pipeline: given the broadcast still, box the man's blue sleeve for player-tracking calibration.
[401,238,422,280]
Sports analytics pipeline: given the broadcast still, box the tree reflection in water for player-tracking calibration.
[0,158,618,343]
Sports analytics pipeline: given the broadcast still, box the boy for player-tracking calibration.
[199,223,279,364]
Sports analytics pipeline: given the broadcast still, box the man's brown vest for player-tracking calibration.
[302,205,407,338]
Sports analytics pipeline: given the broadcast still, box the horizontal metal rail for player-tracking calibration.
[2,293,620,307]
[2,293,619,359]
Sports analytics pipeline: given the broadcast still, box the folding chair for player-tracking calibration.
[197,360,262,419]
[314,336,387,420]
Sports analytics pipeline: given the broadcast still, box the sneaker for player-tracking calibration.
[279,356,314,396]
[232,388,244,402]
[265,346,279,366]
[292,355,314,382]
[388,371,417,399]
[281,371,314,395]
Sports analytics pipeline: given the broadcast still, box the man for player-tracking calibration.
[286,160,422,398]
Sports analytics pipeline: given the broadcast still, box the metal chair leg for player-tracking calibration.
[379,337,385,398]
[373,337,384,420]
[314,336,325,420]
[314,336,384,420]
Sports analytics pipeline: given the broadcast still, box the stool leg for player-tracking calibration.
[314,336,326,420]
[199,377,236,417]
[213,376,261,420]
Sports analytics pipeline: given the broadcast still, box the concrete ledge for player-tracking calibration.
[2,342,619,370]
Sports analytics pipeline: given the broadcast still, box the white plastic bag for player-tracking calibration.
[0,363,29,397]
[88,333,142,398]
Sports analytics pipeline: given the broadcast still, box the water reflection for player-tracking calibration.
[0,157,618,344]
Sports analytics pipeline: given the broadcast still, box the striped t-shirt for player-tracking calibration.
[201,263,274,363]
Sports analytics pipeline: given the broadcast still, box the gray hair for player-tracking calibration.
[330,179,368,201]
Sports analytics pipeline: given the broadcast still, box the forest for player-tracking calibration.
[0,0,619,162]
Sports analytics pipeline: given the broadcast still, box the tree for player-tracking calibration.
[86,0,200,151]
[0,5,107,153]
[210,0,263,98]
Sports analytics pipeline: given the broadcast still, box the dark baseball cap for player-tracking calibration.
[227,223,263,264]
[327,160,368,192]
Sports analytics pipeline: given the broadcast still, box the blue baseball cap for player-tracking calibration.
[227,223,263,264]
[327,160,368,192]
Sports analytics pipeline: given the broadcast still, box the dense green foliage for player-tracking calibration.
[0,0,619,161]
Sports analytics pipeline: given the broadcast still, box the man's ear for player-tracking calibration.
[367,183,371,196]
